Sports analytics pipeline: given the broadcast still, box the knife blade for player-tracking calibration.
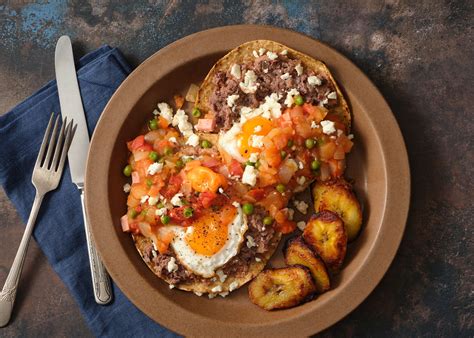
[55,35,113,305]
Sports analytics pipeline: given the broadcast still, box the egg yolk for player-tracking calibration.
[186,205,237,256]
[186,165,227,193]
[238,117,273,158]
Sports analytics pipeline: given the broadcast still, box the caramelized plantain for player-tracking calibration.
[248,266,316,310]
[312,180,362,242]
[284,237,330,293]
[303,211,347,272]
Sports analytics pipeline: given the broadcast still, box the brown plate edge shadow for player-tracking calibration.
[84,24,410,336]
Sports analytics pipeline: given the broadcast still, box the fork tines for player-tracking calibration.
[36,114,76,172]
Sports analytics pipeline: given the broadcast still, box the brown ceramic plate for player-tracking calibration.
[85,25,410,336]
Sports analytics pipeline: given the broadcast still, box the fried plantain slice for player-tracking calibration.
[248,266,316,310]
[312,179,362,242]
[303,211,347,272]
[284,237,331,293]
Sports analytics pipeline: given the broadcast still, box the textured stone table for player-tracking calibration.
[0,1,472,337]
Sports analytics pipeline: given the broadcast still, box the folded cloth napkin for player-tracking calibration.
[0,46,178,337]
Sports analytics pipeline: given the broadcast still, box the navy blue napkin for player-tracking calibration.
[0,46,178,337]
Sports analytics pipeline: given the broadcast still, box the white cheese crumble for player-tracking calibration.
[337,129,344,137]
[311,121,318,129]
[208,293,216,299]
[216,270,228,283]
[242,165,258,186]
[229,281,239,292]
[239,70,258,94]
[157,102,173,122]
[169,284,175,289]
[123,183,131,193]
[327,91,337,100]
[147,162,163,175]
[194,291,203,297]
[250,135,264,148]
[254,125,262,133]
[232,201,240,208]
[308,75,322,86]
[226,94,240,108]
[172,109,194,138]
[255,257,262,262]
[230,64,241,79]
[293,200,309,214]
[295,63,303,76]
[170,193,183,207]
[168,137,177,144]
[140,195,149,204]
[298,161,304,170]
[246,235,256,248]
[218,187,224,194]
[297,176,306,186]
[266,51,278,60]
[284,88,300,107]
[348,134,354,140]
[167,257,178,273]
[155,208,167,216]
[280,72,290,80]
[321,120,336,135]
[249,152,259,163]
[260,93,282,118]
[148,196,159,206]
[319,97,328,107]
[280,49,288,56]
[211,285,223,293]
[186,133,199,147]
[258,48,266,56]
[219,292,229,298]
[297,221,306,231]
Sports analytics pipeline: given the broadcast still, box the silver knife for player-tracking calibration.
[55,35,113,305]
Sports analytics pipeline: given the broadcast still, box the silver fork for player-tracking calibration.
[0,114,76,327]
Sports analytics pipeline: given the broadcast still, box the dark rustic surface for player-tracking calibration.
[0,1,472,337]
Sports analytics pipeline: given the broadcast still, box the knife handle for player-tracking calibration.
[80,190,113,305]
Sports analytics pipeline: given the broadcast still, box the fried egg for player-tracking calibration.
[219,116,273,163]
[165,204,248,278]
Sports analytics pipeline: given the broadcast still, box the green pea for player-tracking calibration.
[263,216,274,226]
[157,202,164,209]
[287,140,294,148]
[201,140,212,148]
[148,151,159,162]
[164,146,173,156]
[149,119,158,130]
[280,150,287,159]
[123,164,132,177]
[311,159,321,171]
[183,207,194,218]
[294,95,304,106]
[129,209,138,219]
[305,138,315,149]
[146,179,153,187]
[160,215,170,225]
[276,183,286,193]
[175,159,184,169]
[242,203,254,215]
[192,108,201,118]
[245,160,256,167]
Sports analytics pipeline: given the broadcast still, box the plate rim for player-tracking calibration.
[85,24,410,336]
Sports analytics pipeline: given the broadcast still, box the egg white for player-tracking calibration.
[167,205,248,278]
[218,123,246,163]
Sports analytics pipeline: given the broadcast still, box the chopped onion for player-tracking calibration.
[144,130,162,143]
[133,151,149,161]
[186,83,199,102]
[278,159,298,184]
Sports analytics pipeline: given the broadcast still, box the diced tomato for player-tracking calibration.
[198,191,217,208]
[328,159,345,177]
[201,156,221,169]
[258,191,287,215]
[156,232,174,254]
[161,174,182,199]
[153,139,173,154]
[245,188,266,202]
[128,135,153,152]
[133,158,154,178]
[169,207,194,226]
[275,220,296,234]
[319,141,337,160]
[195,118,216,132]
[228,159,244,177]
[303,103,327,123]
[158,116,170,129]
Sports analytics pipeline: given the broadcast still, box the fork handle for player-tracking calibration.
[0,193,44,327]
[80,190,113,305]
